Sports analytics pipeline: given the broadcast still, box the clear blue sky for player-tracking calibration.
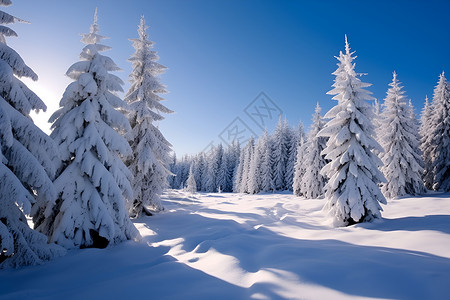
[6,0,450,156]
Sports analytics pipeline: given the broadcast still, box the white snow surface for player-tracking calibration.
[1,190,450,299]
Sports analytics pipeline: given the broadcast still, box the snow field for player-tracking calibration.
[1,190,449,299]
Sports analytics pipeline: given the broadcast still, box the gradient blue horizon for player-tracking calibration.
[6,0,450,156]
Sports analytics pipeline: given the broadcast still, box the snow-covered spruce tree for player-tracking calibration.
[217,149,232,192]
[233,144,245,192]
[124,16,173,217]
[170,154,181,189]
[419,96,431,137]
[295,121,306,149]
[171,154,186,189]
[373,98,382,119]
[185,164,197,194]
[282,119,295,191]
[318,36,386,226]
[419,95,433,188]
[259,130,275,193]
[176,155,190,189]
[40,10,140,248]
[292,121,306,196]
[168,152,177,188]
[248,134,264,194]
[193,153,206,192]
[285,122,298,192]
[293,134,307,196]
[425,72,450,191]
[205,144,223,192]
[372,98,383,156]
[407,98,423,164]
[239,137,255,193]
[0,0,65,268]
[379,72,425,198]
[228,140,241,189]
[199,153,209,191]
[271,117,288,190]
[300,103,328,199]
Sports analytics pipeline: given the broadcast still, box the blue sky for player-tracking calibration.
[6,0,450,156]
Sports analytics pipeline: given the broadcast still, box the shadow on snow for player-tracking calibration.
[143,198,450,300]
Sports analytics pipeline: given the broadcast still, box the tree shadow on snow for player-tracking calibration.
[145,206,450,300]
[0,240,248,300]
[365,215,450,234]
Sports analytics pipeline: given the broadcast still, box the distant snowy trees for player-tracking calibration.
[237,137,254,193]
[293,126,307,196]
[205,143,223,192]
[248,130,272,194]
[420,96,432,188]
[260,131,275,193]
[171,117,309,194]
[299,103,328,199]
[421,72,450,191]
[379,72,425,198]
[40,11,139,249]
[185,165,197,194]
[233,143,246,192]
[0,0,65,268]
[285,122,300,192]
[319,37,386,226]
[217,145,233,192]
[265,117,298,192]
[170,141,241,193]
[124,16,173,217]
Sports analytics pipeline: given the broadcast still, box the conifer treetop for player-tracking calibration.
[138,15,149,41]
[0,5,35,79]
[80,8,112,54]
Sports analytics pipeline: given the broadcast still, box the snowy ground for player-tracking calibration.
[1,190,450,300]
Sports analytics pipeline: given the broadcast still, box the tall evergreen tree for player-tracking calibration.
[233,144,245,192]
[419,96,432,147]
[248,131,268,194]
[284,121,297,191]
[177,155,190,189]
[300,103,328,199]
[168,152,177,189]
[379,72,425,198]
[124,16,173,217]
[372,98,383,157]
[41,10,140,248]
[205,144,223,192]
[259,130,275,193]
[0,0,65,268]
[419,95,432,188]
[217,149,232,192]
[193,153,206,192]
[228,140,241,189]
[185,164,197,194]
[424,72,450,191]
[296,121,306,149]
[271,117,288,190]
[239,137,255,193]
[319,36,386,226]
[293,135,307,196]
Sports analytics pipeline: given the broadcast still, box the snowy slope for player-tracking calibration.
[1,191,449,299]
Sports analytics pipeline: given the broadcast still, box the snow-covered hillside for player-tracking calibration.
[1,191,449,299]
